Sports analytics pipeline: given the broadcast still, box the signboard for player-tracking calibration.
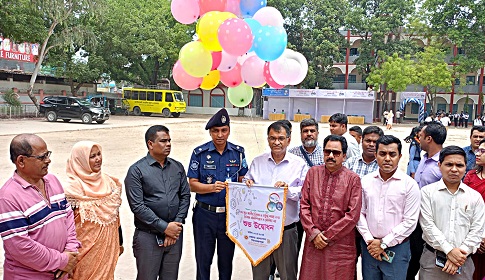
[0,37,39,63]
[262,88,289,97]
[285,89,375,99]
[226,182,287,266]
[400,92,426,101]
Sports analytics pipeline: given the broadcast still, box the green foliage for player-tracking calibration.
[366,52,415,93]
[1,90,21,106]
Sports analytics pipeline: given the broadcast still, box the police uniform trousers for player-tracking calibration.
[419,245,475,280]
[252,225,298,280]
[132,229,183,280]
[193,205,235,280]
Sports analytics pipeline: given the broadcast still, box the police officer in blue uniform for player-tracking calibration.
[188,108,248,280]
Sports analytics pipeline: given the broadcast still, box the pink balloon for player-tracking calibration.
[220,63,243,87]
[269,55,301,85]
[225,0,241,17]
[200,0,227,16]
[218,18,253,56]
[211,51,222,70]
[263,62,284,89]
[173,61,203,90]
[171,0,200,24]
[217,51,238,72]
[241,55,265,87]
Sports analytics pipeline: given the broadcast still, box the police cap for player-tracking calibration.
[205,108,230,130]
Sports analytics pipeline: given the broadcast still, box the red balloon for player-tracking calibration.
[200,0,227,16]
[220,63,243,87]
[264,62,284,89]
[211,51,222,70]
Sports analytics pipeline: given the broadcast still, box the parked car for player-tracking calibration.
[39,96,110,124]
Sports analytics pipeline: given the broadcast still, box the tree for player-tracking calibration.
[366,52,415,111]
[414,46,453,113]
[346,0,419,82]
[269,0,349,89]
[1,0,99,109]
[94,0,193,87]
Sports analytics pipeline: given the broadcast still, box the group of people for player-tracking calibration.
[382,110,402,130]
[1,108,485,280]
[426,111,471,128]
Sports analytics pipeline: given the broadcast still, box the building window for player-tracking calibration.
[349,48,359,56]
[455,78,460,85]
[466,76,476,85]
[348,75,357,83]
[457,48,466,55]
[333,74,345,83]
[210,88,225,108]
[188,90,203,106]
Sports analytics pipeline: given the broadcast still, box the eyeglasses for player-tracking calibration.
[323,149,343,157]
[268,136,288,143]
[24,151,52,161]
[475,148,485,155]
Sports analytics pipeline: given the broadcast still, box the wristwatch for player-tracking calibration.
[380,241,388,250]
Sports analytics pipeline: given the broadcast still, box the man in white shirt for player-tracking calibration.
[419,146,485,279]
[440,113,451,130]
[244,121,308,280]
[329,113,360,159]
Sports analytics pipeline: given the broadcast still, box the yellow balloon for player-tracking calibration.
[179,41,212,78]
[200,70,221,90]
[197,11,237,51]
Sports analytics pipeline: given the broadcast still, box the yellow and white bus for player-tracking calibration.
[122,88,186,117]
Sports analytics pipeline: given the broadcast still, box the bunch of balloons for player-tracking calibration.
[171,0,308,107]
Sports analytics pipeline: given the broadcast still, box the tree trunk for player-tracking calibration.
[73,82,85,96]
[151,58,160,85]
[69,76,76,96]
[27,21,58,111]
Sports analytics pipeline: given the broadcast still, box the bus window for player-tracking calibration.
[124,90,132,99]
[165,92,174,102]
[147,91,154,101]
[155,92,162,101]
[139,91,146,101]
[132,91,139,100]
[174,92,184,102]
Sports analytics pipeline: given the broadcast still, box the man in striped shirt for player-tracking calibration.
[0,134,80,279]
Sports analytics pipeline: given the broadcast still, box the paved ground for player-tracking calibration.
[0,114,471,279]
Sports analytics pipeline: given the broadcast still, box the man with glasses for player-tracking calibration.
[0,134,80,279]
[463,126,485,173]
[299,135,362,279]
[188,108,248,280]
[244,121,308,280]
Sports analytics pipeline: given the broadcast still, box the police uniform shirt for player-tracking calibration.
[188,141,248,207]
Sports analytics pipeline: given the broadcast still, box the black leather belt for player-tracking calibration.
[136,228,160,235]
[425,243,470,258]
[197,201,226,213]
[284,222,296,231]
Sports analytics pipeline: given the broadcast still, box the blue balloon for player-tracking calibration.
[240,0,267,18]
[244,18,261,52]
[253,25,287,61]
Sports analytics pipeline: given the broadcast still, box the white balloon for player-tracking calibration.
[237,51,255,66]
[269,56,301,85]
[217,51,238,72]
[252,7,284,27]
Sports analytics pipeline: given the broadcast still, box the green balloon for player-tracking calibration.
[228,83,253,107]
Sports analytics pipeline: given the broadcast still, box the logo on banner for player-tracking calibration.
[226,182,287,266]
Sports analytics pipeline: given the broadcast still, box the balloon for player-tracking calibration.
[237,51,255,65]
[269,55,301,85]
[225,0,241,17]
[228,83,253,107]
[179,41,212,77]
[211,51,222,70]
[171,0,200,24]
[217,50,238,71]
[253,7,284,27]
[201,70,221,90]
[220,63,243,87]
[173,61,203,90]
[218,18,253,56]
[263,62,284,89]
[253,25,287,61]
[243,18,261,52]
[200,0,227,16]
[198,11,237,51]
[241,55,265,87]
[286,50,308,85]
[240,0,267,18]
